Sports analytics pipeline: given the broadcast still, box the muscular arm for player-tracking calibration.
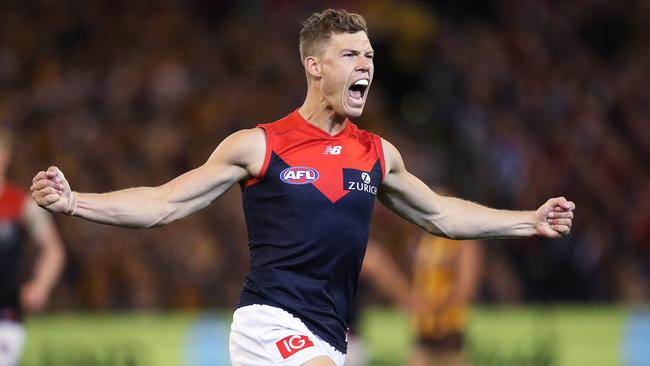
[378,139,575,240]
[30,128,266,228]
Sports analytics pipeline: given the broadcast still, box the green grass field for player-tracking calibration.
[21,313,194,366]
[361,306,625,366]
[20,306,627,365]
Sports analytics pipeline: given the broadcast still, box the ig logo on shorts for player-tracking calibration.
[280,167,319,185]
[276,334,315,359]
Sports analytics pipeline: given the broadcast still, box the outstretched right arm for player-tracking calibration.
[30,128,266,228]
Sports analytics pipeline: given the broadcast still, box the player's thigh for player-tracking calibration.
[302,355,337,366]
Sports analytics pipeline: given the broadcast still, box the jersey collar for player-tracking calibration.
[292,110,351,140]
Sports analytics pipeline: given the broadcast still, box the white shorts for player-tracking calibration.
[229,304,346,366]
[0,321,25,366]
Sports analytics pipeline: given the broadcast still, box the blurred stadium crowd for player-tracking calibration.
[0,0,648,310]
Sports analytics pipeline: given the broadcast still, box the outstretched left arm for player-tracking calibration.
[377,139,575,240]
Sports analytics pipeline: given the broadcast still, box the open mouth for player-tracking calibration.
[348,79,369,104]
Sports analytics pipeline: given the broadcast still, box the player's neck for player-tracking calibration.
[298,91,347,136]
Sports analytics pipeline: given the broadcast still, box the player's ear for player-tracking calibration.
[304,56,321,78]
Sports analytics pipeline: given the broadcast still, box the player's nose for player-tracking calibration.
[355,56,372,73]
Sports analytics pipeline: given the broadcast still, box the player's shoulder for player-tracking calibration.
[227,127,266,143]
[219,127,266,156]
[256,111,299,135]
[375,136,399,158]
[209,128,266,167]
[347,121,383,146]
[373,136,403,175]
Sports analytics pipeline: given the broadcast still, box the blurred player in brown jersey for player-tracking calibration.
[409,234,482,366]
[0,129,65,366]
[349,235,480,366]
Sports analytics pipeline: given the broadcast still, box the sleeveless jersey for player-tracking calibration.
[237,111,386,352]
[412,235,468,339]
[0,184,28,321]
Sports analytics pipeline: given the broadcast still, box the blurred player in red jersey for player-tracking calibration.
[29,9,575,366]
[0,129,65,366]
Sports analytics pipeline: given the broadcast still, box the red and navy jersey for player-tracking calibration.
[237,111,386,352]
[0,184,28,321]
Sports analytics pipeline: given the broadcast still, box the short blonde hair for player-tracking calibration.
[299,9,368,60]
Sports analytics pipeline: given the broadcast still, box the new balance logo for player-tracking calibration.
[276,335,315,359]
[323,146,342,155]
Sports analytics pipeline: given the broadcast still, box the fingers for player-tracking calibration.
[40,193,62,206]
[551,225,571,235]
[32,167,67,192]
[30,179,63,192]
[32,186,61,201]
[538,197,575,238]
[549,218,572,227]
[561,200,575,211]
[45,166,67,182]
[46,166,57,178]
[547,197,575,210]
[32,171,46,183]
[32,186,59,197]
[548,210,574,219]
[33,168,61,184]
[547,199,573,235]
[30,167,71,213]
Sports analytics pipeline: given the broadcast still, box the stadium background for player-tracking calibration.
[0,0,648,364]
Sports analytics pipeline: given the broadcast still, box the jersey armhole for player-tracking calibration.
[373,134,387,180]
[245,125,272,187]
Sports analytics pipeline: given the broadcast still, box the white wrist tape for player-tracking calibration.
[66,192,78,216]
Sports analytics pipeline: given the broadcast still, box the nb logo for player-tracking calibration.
[323,146,342,155]
[276,335,315,359]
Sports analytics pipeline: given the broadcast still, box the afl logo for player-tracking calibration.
[280,166,319,185]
